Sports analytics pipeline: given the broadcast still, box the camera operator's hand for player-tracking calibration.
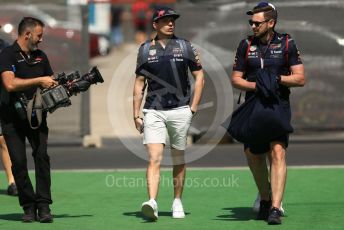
[134,117,144,134]
[39,76,58,89]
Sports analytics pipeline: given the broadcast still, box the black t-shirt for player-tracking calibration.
[233,32,302,100]
[0,41,53,120]
[135,36,202,110]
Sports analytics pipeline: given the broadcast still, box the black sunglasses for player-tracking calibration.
[248,19,270,27]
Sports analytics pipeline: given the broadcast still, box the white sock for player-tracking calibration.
[149,198,157,205]
[173,198,182,204]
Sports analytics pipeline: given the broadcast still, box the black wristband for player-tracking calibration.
[277,75,282,83]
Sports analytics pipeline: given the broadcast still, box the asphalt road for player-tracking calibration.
[5,140,343,171]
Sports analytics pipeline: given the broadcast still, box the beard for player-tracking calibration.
[28,38,38,51]
[254,29,269,39]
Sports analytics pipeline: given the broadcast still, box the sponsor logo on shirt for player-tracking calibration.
[35,57,43,62]
[148,56,159,63]
[149,49,157,56]
[248,51,258,58]
[270,43,281,49]
[270,50,282,54]
[172,58,183,62]
[249,45,257,52]
[172,47,182,54]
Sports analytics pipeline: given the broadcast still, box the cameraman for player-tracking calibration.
[0,17,57,223]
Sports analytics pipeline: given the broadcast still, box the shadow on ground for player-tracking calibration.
[0,213,93,222]
[123,211,191,222]
[214,207,255,221]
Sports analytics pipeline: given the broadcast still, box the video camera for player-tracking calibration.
[41,66,104,113]
[14,66,104,118]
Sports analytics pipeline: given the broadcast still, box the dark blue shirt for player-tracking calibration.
[135,36,202,110]
[233,32,302,100]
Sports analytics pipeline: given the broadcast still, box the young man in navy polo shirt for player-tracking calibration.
[133,6,204,221]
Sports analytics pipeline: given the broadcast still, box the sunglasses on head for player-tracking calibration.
[248,19,270,27]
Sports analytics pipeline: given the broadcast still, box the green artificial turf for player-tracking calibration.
[0,168,343,230]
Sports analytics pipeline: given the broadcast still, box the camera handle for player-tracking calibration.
[26,88,44,129]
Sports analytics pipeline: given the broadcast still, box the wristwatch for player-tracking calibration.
[134,116,141,120]
[276,75,282,83]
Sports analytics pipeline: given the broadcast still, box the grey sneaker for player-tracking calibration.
[268,207,282,225]
[253,193,285,215]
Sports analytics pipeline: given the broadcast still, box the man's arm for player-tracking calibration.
[1,71,57,92]
[280,64,305,87]
[190,69,205,113]
[280,36,305,88]
[231,38,256,92]
[133,75,145,132]
[231,70,256,91]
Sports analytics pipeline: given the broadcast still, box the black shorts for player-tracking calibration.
[244,135,289,155]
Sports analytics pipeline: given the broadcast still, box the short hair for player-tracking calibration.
[18,17,45,36]
[253,6,277,26]
[261,6,278,22]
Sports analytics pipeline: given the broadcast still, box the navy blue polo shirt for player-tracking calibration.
[135,36,202,110]
[233,32,302,101]
[0,41,53,119]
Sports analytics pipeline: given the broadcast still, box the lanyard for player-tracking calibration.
[258,32,274,69]
[19,51,39,66]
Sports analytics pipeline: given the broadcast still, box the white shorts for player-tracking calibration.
[142,106,193,150]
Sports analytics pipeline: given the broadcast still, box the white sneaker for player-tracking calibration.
[172,199,185,219]
[253,193,285,215]
[141,199,158,221]
[279,202,285,215]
